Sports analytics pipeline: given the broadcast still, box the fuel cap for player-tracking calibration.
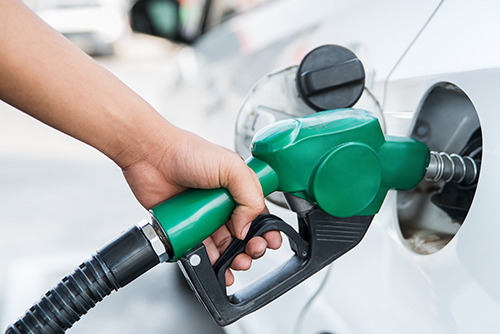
[296,45,365,111]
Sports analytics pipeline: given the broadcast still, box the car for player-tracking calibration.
[26,0,127,56]
[128,0,497,333]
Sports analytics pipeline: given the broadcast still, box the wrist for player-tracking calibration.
[107,109,177,171]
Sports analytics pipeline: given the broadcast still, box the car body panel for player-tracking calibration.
[191,0,442,108]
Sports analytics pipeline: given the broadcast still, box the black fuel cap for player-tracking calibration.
[296,45,365,111]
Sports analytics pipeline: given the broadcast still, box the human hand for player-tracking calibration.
[0,0,281,285]
[118,125,282,286]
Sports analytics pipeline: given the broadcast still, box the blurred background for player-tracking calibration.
[0,0,275,332]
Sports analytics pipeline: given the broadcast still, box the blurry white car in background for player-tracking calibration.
[127,0,500,333]
[24,0,127,56]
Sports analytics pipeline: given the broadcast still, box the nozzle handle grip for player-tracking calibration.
[178,209,374,326]
[151,158,279,261]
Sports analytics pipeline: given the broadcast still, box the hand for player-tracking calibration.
[120,126,282,286]
[0,0,282,286]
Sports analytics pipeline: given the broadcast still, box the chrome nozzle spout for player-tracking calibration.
[425,151,479,185]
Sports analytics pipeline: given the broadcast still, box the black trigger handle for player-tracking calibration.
[178,208,374,326]
[213,214,309,290]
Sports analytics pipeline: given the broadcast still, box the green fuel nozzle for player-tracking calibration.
[8,44,479,333]
[6,108,431,334]
[4,45,433,334]
[151,108,430,261]
[174,108,431,326]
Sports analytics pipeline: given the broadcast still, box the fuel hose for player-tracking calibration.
[5,220,170,334]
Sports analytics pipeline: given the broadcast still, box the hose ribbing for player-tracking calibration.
[6,254,116,334]
[6,225,161,334]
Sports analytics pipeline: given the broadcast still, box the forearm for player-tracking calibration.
[0,0,172,168]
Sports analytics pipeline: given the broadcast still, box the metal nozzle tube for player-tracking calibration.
[425,151,478,184]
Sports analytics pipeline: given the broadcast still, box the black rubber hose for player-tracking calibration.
[5,225,161,334]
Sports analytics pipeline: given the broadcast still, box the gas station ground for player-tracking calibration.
[0,34,224,334]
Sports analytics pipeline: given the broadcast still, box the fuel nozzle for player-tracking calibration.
[425,151,479,185]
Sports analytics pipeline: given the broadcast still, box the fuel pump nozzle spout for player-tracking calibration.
[425,151,479,184]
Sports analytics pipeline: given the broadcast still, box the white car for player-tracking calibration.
[131,0,497,333]
[27,0,127,56]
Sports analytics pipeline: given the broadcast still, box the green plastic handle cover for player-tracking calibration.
[151,109,429,261]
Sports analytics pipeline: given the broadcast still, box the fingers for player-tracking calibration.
[235,231,282,262]
[229,232,282,270]
[204,228,283,287]
[202,236,220,265]
[225,269,235,286]
[244,237,267,259]
[211,225,234,254]
[230,253,252,271]
[204,227,280,265]
[203,224,234,264]
[262,230,282,250]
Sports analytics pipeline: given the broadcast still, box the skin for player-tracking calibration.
[0,0,281,286]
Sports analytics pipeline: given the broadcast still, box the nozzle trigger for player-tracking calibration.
[178,202,374,326]
[213,214,309,290]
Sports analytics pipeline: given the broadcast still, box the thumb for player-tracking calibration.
[223,158,265,240]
